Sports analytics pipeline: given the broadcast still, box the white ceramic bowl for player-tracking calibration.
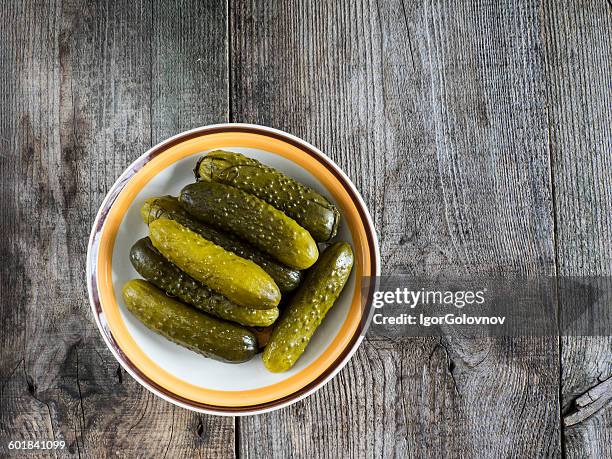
[87,124,379,415]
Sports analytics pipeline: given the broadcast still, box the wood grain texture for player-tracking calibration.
[231,0,560,456]
[1,0,611,457]
[543,1,612,457]
[0,1,233,457]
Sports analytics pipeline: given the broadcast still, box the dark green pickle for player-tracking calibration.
[141,196,302,293]
[130,237,279,327]
[122,279,258,363]
[262,242,354,372]
[195,150,340,242]
[180,181,318,270]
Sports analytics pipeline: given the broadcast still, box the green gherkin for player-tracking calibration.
[122,279,258,363]
[149,218,281,309]
[180,181,319,270]
[263,242,354,372]
[141,196,302,293]
[130,237,279,327]
[195,150,340,242]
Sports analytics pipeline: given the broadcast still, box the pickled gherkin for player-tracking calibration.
[122,279,258,363]
[149,218,281,309]
[141,196,302,293]
[180,181,318,270]
[195,150,340,241]
[130,237,279,327]
[262,242,354,372]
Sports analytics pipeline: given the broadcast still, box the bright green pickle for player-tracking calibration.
[195,150,340,242]
[179,181,319,270]
[130,237,279,327]
[122,279,258,363]
[148,218,281,309]
[262,242,354,372]
[141,196,302,293]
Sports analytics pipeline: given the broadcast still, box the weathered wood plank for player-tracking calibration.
[0,1,232,457]
[542,1,612,457]
[151,0,229,136]
[1,2,80,456]
[231,0,560,456]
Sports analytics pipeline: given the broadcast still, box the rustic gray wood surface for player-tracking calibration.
[543,1,612,457]
[1,0,610,458]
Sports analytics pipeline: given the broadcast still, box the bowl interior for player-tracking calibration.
[112,147,356,391]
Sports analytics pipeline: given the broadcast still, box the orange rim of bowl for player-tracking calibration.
[88,125,378,413]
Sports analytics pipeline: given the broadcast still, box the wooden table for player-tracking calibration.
[1,1,611,457]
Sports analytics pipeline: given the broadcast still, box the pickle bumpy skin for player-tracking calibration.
[195,150,340,242]
[262,242,354,372]
[148,218,281,309]
[180,181,319,270]
[122,279,258,363]
[141,196,302,293]
[130,237,279,327]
